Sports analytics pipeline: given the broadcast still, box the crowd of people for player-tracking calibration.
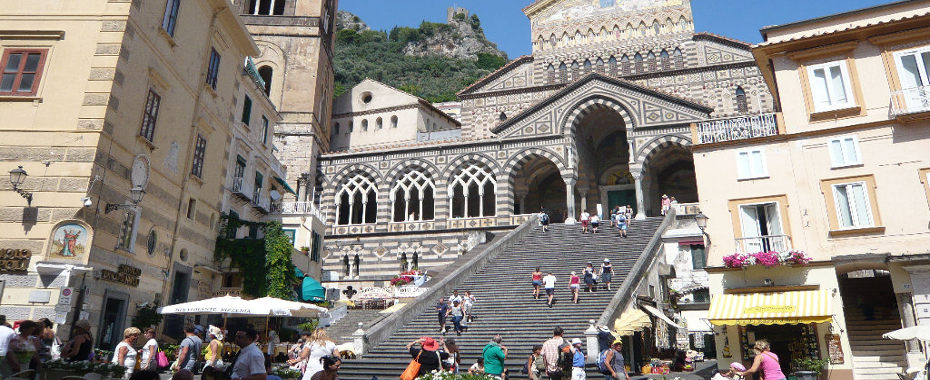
[402,326,631,380]
[540,204,635,238]
[435,290,477,336]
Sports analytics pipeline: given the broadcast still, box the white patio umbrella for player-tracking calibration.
[883,325,930,341]
[157,295,271,316]
[249,296,328,317]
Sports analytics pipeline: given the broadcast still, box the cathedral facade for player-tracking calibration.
[302,0,776,281]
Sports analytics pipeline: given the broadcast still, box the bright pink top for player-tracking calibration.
[570,275,580,285]
[532,273,542,281]
[759,352,786,380]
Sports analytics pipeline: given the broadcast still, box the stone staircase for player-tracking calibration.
[842,278,906,380]
[324,308,387,345]
[337,218,665,379]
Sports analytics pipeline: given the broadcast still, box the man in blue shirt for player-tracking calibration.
[436,298,450,334]
[570,338,586,380]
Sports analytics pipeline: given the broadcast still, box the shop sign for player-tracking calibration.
[0,248,31,272]
[100,264,142,287]
[744,305,796,314]
[825,334,844,364]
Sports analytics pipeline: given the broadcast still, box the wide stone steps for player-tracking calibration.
[335,219,665,379]
[325,309,386,344]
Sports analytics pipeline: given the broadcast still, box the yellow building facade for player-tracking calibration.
[692,1,930,378]
[0,0,287,347]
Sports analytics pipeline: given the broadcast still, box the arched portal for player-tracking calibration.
[511,155,566,222]
[641,141,698,216]
[572,101,633,217]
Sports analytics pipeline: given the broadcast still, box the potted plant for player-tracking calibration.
[793,357,828,380]
[300,246,310,254]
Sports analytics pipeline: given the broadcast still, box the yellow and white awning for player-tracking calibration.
[614,309,652,336]
[708,290,832,326]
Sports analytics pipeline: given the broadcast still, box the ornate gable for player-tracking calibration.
[492,73,711,139]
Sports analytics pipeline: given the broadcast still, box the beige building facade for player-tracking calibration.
[0,0,295,346]
[693,1,930,378]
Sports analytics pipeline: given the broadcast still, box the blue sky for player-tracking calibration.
[340,0,894,58]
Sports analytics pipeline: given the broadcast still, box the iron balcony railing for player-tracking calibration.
[231,177,245,193]
[274,201,324,220]
[890,85,930,117]
[735,234,792,253]
[696,113,779,144]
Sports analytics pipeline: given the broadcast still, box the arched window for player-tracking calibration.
[348,121,354,133]
[638,21,647,37]
[247,0,285,15]
[673,48,683,68]
[334,122,340,135]
[570,61,579,81]
[678,17,688,31]
[659,49,670,70]
[547,64,555,83]
[634,53,644,73]
[361,119,368,132]
[499,112,507,121]
[550,34,557,48]
[652,21,661,36]
[559,62,568,82]
[391,115,398,128]
[258,66,273,96]
[353,254,360,277]
[596,58,605,73]
[583,59,592,72]
[391,167,436,222]
[335,172,378,225]
[736,86,749,113]
[376,117,383,129]
[647,51,656,71]
[449,163,496,218]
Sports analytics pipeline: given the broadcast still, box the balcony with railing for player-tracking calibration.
[735,234,792,253]
[274,201,324,221]
[251,188,269,213]
[694,113,782,145]
[230,177,250,202]
[890,85,930,121]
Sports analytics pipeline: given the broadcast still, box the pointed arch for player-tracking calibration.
[735,86,749,113]
[448,161,497,218]
[390,165,436,222]
[335,170,379,225]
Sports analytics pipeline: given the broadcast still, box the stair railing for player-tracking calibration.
[596,208,678,327]
[359,215,540,352]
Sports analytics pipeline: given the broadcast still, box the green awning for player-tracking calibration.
[300,275,326,302]
[274,176,297,195]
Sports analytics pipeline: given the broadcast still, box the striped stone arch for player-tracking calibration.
[561,96,636,135]
[440,152,501,179]
[636,134,693,167]
[327,163,383,186]
[501,147,569,185]
[384,159,441,184]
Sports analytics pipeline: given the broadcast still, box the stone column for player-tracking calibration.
[296,173,308,203]
[898,293,919,353]
[632,170,647,220]
[352,322,367,356]
[515,191,528,215]
[585,320,599,364]
[564,177,577,224]
[579,186,589,215]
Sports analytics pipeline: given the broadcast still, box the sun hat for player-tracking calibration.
[571,271,576,276]
[730,362,746,372]
[571,338,583,346]
[74,320,91,331]
[420,336,440,351]
[209,325,224,341]
[604,258,610,262]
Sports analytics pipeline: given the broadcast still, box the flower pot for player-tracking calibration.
[795,370,818,380]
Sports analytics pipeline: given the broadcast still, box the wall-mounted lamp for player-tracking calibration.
[9,166,33,206]
[694,211,710,246]
[105,185,146,213]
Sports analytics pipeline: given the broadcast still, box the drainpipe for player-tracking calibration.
[160,4,227,313]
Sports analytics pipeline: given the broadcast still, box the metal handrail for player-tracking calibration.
[734,234,792,253]
[890,85,930,117]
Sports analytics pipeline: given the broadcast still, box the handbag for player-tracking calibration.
[156,348,170,369]
[400,352,422,380]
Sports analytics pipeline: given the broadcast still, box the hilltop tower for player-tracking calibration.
[447,6,469,22]
[234,0,338,202]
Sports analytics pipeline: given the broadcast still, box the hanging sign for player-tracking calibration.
[100,264,142,287]
[825,334,844,364]
[0,248,31,272]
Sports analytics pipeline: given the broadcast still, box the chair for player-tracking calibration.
[8,369,36,380]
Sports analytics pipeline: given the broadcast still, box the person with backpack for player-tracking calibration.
[616,212,628,238]
[524,344,544,380]
[600,340,629,380]
[539,208,550,232]
[542,327,567,380]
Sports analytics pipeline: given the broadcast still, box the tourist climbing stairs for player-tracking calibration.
[337,217,666,379]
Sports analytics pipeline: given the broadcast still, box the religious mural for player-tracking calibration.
[50,222,88,258]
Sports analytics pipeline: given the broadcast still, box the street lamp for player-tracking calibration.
[106,185,146,214]
[8,166,33,206]
[694,211,710,246]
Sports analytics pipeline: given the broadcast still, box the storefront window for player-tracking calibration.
[738,324,820,374]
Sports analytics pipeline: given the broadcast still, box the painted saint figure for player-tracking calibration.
[60,229,82,256]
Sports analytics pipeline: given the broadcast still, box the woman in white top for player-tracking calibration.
[139,328,159,371]
[111,327,140,379]
[301,328,339,380]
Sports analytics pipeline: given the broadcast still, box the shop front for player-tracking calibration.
[709,289,837,378]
